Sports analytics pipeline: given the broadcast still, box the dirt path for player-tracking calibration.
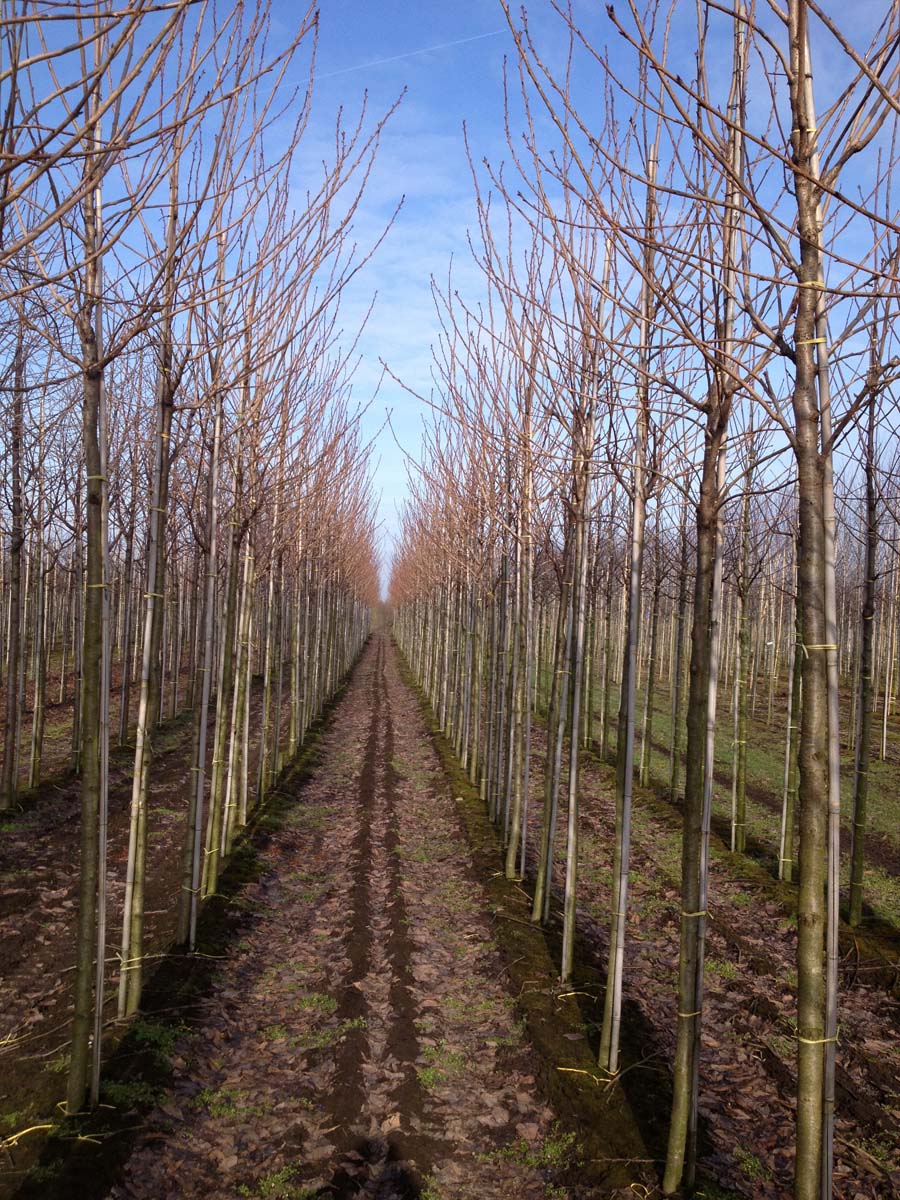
[102,636,582,1200]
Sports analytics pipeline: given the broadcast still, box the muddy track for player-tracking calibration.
[34,634,578,1200]
[327,641,380,1130]
[378,655,439,1160]
[324,639,442,1196]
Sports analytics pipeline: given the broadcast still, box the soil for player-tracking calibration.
[517,720,900,1198]
[0,673,272,1198]
[89,635,648,1199]
[641,683,900,921]
[3,636,898,1199]
[5,635,653,1200]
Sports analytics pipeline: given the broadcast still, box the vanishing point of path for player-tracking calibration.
[105,634,579,1200]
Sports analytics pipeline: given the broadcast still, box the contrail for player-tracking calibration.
[318,29,506,79]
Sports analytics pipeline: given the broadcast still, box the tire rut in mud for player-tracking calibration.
[326,642,380,1130]
[24,638,585,1200]
[324,638,442,1198]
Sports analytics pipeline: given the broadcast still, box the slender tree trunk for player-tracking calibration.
[28,389,47,791]
[731,438,756,853]
[789,13,841,1192]
[178,270,225,946]
[780,574,803,883]
[117,149,180,1017]
[561,409,591,982]
[599,164,653,1074]
[663,414,727,1193]
[224,537,253,854]
[69,334,103,1106]
[71,486,84,773]
[204,515,242,895]
[1,327,24,809]
[849,388,878,926]
[639,528,662,789]
[530,535,574,925]
[669,500,689,802]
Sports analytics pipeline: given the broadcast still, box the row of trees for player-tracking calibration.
[0,3,386,1116]
[391,2,900,1197]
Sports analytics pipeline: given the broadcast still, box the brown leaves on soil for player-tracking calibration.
[104,638,579,1199]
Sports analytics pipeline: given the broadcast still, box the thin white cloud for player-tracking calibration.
[317,29,506,80]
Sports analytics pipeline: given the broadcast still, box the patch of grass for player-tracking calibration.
[858,1134,895,1168]
[191,1087,271,1120]
[445,994,508,1020]
[24,1164,63,1186]
[45,1053,70,1075]
[295,992,337,1015]
[733,1147,772,1182]
[236,1163,318,1199]
[130,1018,187,1063]
[99,1079,162,1109]
[705,958,740,982]
[287,869,324,884]
[262,1024,289,1041]
[493,1018,527,1048]
[766,1032,794,1060]
[262,962,314,991]
[437,877,479,916]
[859,864,900,927]
[297,804,328,831]
[423,1042,465,1071]
[297,1016,366,1051]
[495,1123,579,1172]
[402,841,454,865]
[416,1040,474,1088]
[416,1065,443,1089]
[192,1087,239,1118]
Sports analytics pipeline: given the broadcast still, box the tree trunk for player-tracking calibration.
[731,440,756,853]
[849,387,878,926]
[1,327,25,809]
[662,412,727,1193]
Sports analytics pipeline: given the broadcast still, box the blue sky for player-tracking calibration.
[267,0,709,587]
[271,2,547,585]
[266,1,894,595]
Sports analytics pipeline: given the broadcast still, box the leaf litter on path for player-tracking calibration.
[105,636,586,1200]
